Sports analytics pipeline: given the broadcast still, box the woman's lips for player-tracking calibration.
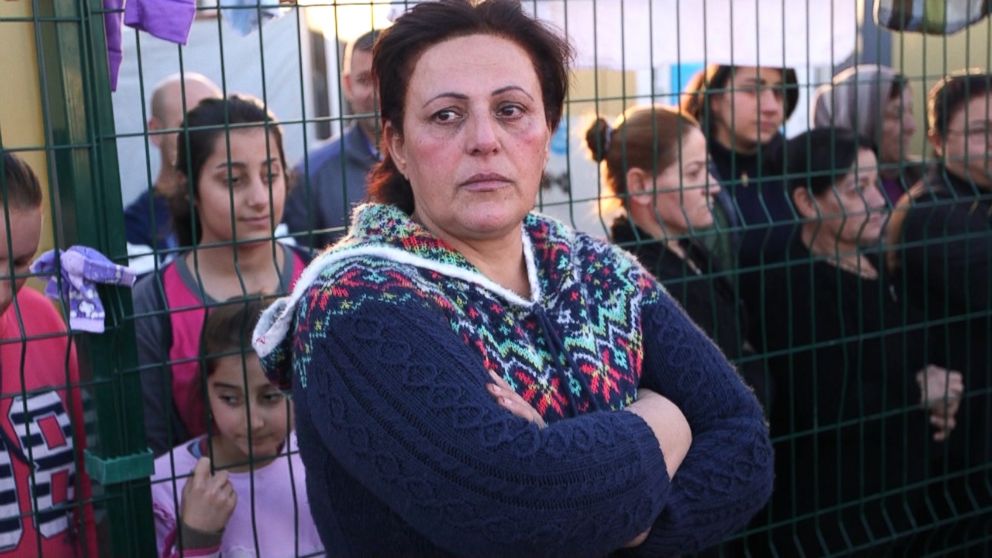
[240,216,272,226]
[460,173,512,191]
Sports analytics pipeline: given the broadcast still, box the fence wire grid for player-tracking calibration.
[0,0,990,556]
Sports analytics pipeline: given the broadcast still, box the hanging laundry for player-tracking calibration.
[104,0,124,90]
[103,0,196,91]
[31,246,137,333]
[219,0,287,37]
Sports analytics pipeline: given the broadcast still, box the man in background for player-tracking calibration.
[283,30,380,250]
[124,73,221,273]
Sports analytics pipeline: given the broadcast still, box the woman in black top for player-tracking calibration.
[755,127,962,555]
[888,71,992,544]
[680,64,800,270]
[587,105,768,406]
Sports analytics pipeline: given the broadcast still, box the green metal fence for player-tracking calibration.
[0,0,990,556]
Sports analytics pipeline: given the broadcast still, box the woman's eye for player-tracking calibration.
[432,109,460,123]
[262,392,285,405]
[496,103,527,119]
[219,395,240,406]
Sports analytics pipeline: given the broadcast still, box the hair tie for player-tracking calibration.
[603,125,613,155]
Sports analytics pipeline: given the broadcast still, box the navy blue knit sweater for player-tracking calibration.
[253,204,773,557]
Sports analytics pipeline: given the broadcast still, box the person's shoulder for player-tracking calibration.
[132,259,179,312]
[123,189,154,216]
[294,133,349,178]
[151,439,198,483]
[526,212,666,300]
[298,248,433,318]
[9,288,65,332]
[903,172,984,234]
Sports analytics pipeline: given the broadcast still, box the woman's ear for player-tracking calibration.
[384,121,406,176]
[791,186,818,220]
[624,167,653,207]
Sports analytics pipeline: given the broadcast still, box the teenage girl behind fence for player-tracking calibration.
[150,297,322,558]
[132,95,309,456]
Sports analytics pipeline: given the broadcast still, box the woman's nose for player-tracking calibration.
[246,176,270,207]
[758,89,783,117]
[706,173,722,196]
[248,408,265,430]
[467,114,499,155]
[903,113,918,136]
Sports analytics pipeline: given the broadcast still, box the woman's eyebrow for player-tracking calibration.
[422,86,534,108]
[213,161,248,170]
[212,381,245,390]
[492,85,533,100]
[422,92,468,108]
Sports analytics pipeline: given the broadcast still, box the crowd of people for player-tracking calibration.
[0,0,990,555]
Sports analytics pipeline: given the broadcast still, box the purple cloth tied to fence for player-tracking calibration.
[31,246,137,333]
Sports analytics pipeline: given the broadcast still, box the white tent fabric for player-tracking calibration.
[392,0,859,70]
[531,0,859,69]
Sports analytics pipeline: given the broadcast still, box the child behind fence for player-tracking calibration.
[0,152,96,557]
[150,297,322,558]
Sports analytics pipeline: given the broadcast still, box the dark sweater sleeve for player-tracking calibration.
[905,202,992,312]
[297,298,671,557]
[624,295,774,556]
[132,274,188,456]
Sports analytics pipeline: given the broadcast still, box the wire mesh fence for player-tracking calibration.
[0,0,990,556]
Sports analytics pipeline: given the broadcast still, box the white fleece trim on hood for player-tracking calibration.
[252,231,542,360]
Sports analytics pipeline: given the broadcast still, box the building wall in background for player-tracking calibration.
[0,2,54,261]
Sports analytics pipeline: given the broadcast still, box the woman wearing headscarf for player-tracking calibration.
[813,64,924,205]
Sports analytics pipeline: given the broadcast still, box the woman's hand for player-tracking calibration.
[487,370,546,429]
[180,457,237,535]
[916,365,964,442]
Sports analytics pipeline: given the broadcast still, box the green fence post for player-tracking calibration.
[34,0,156,555]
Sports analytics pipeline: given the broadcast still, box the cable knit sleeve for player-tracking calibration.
[295,297,671,557]
[622,295,774,556]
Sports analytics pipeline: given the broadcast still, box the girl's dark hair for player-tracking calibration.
[172,95,288,247]
[190,296,267,429]
[0,152,43,211]
[680,64,799,139]
[785,127,875,198]
[201,297,266,372]
[367,0,574,213]
[927,69,992,139]
[585,105,700,199]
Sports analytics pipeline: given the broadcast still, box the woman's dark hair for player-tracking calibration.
[172,95,288,247]
[785,127,875,198]
[927,69,992,139]
[368,0,574,213]
[680,64,799,139]
[0,152,43,211]
[585,105,700,202]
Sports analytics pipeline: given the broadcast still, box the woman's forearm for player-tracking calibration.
[626,390,692,479]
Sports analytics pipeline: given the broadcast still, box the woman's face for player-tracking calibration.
[642,128,720,233]
[879,86,916,165]
[208,353,291,464]
[711,66,786,153]
[936,92,992,188]
[387,34,551,244]
[806,148,887,247]
[196,129,286,247]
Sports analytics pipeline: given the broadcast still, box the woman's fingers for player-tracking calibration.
[487,377,546,429]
